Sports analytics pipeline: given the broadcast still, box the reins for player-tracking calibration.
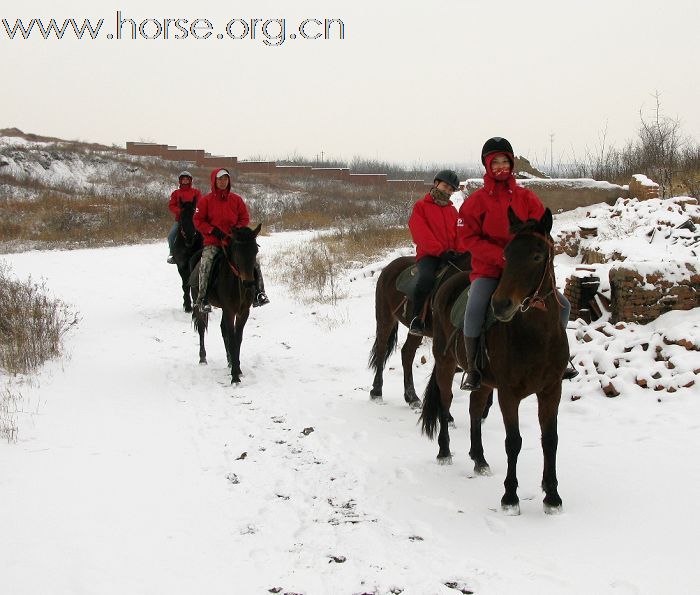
[515,232,564,313]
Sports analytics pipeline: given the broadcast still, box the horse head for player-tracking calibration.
[491,207,554,322]
[224,223,261,285]
[179,202,200,248]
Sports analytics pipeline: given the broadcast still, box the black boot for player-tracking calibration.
[562,358,579,380]
[460,336,481,390]
[252,263,270,307]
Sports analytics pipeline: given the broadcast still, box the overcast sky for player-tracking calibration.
[2,0,697,169]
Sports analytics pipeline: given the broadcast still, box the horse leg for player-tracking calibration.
[401,332,423,408]
[435,359,455,464]
[499,394,522,515]
[538,385,563,514]
[229,309,249,384]
[196,314,207,365]
[369,318,398,401]
[468,387,492,475]
[220,317,232,368]
[179,265,192,312]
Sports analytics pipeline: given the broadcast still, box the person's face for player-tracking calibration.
[179,176,192,186]
[216,175,229,190]
[436,180,455,194]
[490,154,511,177]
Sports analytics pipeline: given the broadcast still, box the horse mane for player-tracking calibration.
[232,226,256,241]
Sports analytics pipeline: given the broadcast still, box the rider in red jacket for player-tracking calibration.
[167,171,202,263]
[193,168,269,311]
[407,170,462,336]
[458,137,576,389]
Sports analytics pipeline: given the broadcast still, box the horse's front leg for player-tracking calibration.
[229,309,250,384]
[401,332,423,408]
[179,265,192,312]
[220,317,232,368]
[499,393,522,515]
[468,387,492,475]
[538,384,563,514]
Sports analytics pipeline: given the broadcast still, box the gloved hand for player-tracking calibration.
[211,227,227,241]
[440,250,457,264]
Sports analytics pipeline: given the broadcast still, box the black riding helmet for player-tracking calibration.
[481,137,514,165]
[433,169,460,190]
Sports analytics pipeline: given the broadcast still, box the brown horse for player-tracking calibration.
[420,208,568,515]
[172,201,203,313]
[191,224,261,384]
[368,253,471,408]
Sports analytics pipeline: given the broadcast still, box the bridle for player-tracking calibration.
[511,232,564,313]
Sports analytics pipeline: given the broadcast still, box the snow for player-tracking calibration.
[1,222,699,593]
[632,174,659,188]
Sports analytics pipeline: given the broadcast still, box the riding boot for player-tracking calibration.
[408,296,426,336]
[562,357,579,380]
[252,262,270,307]
[196,247,216,313]
[460,336,481,390]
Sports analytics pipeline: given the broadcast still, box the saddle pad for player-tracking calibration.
[395,262,451,298]
[450,284,498,331]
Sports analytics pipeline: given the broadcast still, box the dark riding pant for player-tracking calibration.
[412,255,440,319]
[167,222,179,253]
[463,276,571,337]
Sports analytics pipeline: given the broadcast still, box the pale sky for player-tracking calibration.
[2,0,698,168]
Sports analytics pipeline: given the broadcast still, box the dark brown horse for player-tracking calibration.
[368,253,471,408]
[420,208,568,515]
[191,224,261,384]
[172,201,203,313]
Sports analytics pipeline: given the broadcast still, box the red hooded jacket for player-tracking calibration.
[194,168,251,247]
[459,156,545,282]
[408,192,462,261]
[168,184,202,221]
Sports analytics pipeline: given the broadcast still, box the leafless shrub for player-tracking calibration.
[0,263,78,375]
[0,385,21,443]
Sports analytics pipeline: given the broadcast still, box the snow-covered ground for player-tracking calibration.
[1,226,699,594]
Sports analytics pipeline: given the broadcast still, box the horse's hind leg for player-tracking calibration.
[195,314,207,365]
[369,318,398,400]
[220,317,232,368]
[401,332,423,408]
[538,386,563,514]
[499,393,522,515]
[468,387,492,475]
[229,310,249,384]
[435,359,455,464]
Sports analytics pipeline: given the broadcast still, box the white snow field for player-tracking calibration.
[1,227,699,595]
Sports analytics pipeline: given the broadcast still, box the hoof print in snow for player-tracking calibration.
[240,524,257,535]
[328,554,346,563]
[301,426,314,436]
[268,588,282,594]
[226,473,240,484]
[444,581,474,594]
[408,535,424,541]
[236,452,247,460]
[272,416,285,424]
[276,494,290,500]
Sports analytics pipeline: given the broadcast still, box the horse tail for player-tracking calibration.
[368,321,398,372]
[419,366,441,440]
[191,308,209,334]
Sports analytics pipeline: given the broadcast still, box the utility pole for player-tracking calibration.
[549,133,555,175]
[320,150,324,165]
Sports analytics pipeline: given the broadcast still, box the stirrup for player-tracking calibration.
[562,364,579,380]
[253,291,270,307]
[167,255,175,264]
[197,299,211,313]
[408,317,424,337]
[460,370,481,391]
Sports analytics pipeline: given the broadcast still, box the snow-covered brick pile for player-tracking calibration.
[565,308,699,400]
[628,173,660,200]
[554,195,700,323]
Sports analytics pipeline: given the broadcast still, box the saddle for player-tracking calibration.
[449,284,498,332]
[188,250,224,292]
[395,262,452,300]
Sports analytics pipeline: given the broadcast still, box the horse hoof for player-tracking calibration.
[370,388,382,398]
[501,503,521,516]
[231,377,241,384]
[199,359,207,365]
[408,398,422,410]
[544,502,563,515]
[370,394,383,402]
[184,305,192,313]
[437,455,453,466]
[475,464,492,476]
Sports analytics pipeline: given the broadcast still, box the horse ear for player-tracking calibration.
[252,223,262,237]
[507,206,522,229]
[540,208,553,234]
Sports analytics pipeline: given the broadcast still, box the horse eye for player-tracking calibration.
[533,253,545,263]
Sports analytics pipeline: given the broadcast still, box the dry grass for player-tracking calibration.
[0,385,21,443]
[0,264,78,375]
